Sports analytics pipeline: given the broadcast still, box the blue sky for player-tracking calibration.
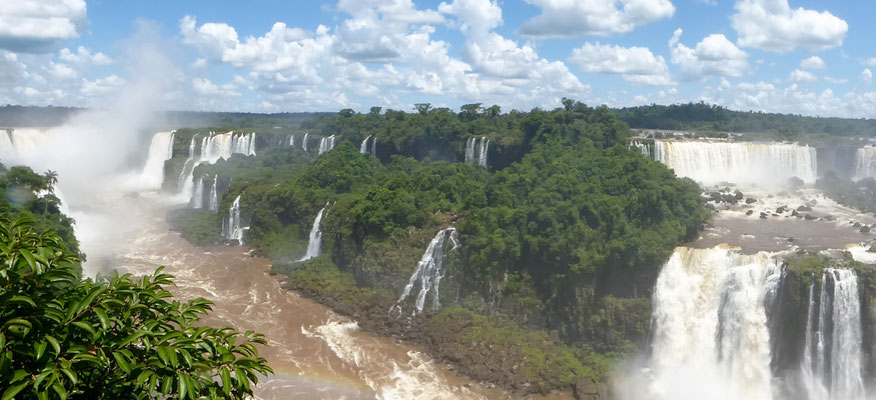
[2,0,876,117]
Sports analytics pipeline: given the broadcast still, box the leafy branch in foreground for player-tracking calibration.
[0,216,272,399]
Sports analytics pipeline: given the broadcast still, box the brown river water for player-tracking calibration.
[77,192,572,400]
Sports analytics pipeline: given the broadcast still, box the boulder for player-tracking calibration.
[746,198,757,204]
[572,379,601,400]
[746,210,754,216]
[861,225,871,233]
[804,214,816,221]
[797,205,813,212]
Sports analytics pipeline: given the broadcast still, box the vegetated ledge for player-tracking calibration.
[270,255,611,400]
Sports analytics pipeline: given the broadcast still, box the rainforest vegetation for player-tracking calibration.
[616,102,876,143]
[168,100,709,394]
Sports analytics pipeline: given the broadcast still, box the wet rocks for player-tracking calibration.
[746,210,754,216]
[797,205,813,212]
[804,214,816,221]
[746,198,757,204]
[861,225,871,233]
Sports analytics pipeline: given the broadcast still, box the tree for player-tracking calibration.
[42,171,58,214]
[414,103,432,115]
[0,216,272,399]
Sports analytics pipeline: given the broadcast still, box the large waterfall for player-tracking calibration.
[298,206,327,261]
[398,228,460,313]
[647,246,781,400]
[221,194,247,245]
[302,133,309,152]
[853,147,876,180]
[801,269,866,400]
[318,135,336,155]
[653,140,818,185]
[638,246,869,400]
[465,137,489,169]
[177,131,256,199]
[138,131,175,189]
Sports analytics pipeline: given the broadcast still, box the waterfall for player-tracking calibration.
[853,147,876,180]
[398,228,460,313]
[207,175,219,212]
[464,137,489,169]
[801,269,866,400]
[371,136,377,157]
[318,135,336,155]
[177,136,199,196]
[630,139,652,159]
[289,134,295,147]
[647,246,779,400]
[138,131,175,189]
[298,205,327,261]
[302,133,309,152]
[190,175,205,209]
[360,135,372,154]
[653,140,818,185]
[221,195,247,245]
[177,131,256,199]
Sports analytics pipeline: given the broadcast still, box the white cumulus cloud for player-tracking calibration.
[863,69,872,85]
[732,0,848,52]
[799,56,825,70]
[790,69,817,83]
[569,42,673,86]
[669,28,748,80]
[0,0,87,53]
[518,0,674,38]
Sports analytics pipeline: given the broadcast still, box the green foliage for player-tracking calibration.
[0,165,78,259]
[817,173,876,214]
[0,216,272,399]
[427,306,610,393]
[617,102,876,143]
[165,209,224,247]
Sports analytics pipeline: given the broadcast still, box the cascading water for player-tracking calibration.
[177,131,256,200]
[289,134,295,147]
[853,147,876,180]
[298,205,327,262]
[190,175,205,209]
[360,135,371,154]
[221,194,247,245]
[371,136,377,157]
[207,175,218,212]
[138,131,175,189]
[464,137,489,169]
[646,246,780,400]
[801,268,866,400]
[397,228,460,313]
[302,133,309,152]
[630,139,652,159]
[318,135,336,155]
[653,140,817,185]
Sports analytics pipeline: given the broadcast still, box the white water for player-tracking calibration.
[177,131,256,200]
[221,194,247,245]
[398,228,459,313]
[298,206,327,262]
[358,135,377,157]
[630,139,651,159]
[645,246,780,400]
[207,175,219,212]
[318,135,336,155]
[289,134,295,147]
[653,140,817,185]
[464,137,489,169]
[302,133,309,152]
[802,268,866,400]
[853,147,876,180]
[360,135,371,154]
[190,175,205,209]
[138,131,175,189]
